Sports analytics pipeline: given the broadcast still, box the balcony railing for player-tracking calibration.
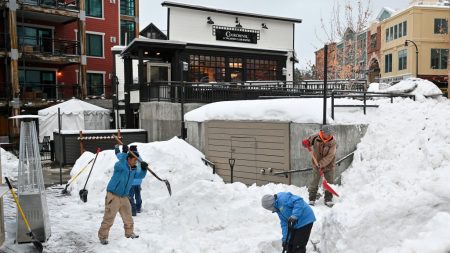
[136,80,368,103]
[22,0,80,11]
[19,36,79,56]
[19,83,112,100]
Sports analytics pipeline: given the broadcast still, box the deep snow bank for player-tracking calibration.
[0,148,18,181]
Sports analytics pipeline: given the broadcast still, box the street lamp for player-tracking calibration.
[404,40,419,77]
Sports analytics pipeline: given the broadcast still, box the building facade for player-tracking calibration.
[380,2,449,90]
[118,1,302,128]
[0,0,139,136]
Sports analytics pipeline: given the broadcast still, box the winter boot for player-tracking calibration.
[100,239,109,245]
[308,200,315,206]
[126,233,139,239]
[325,200,334,207]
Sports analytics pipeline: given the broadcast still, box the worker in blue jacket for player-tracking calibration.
[261,192,316,253]
[127,145,147,216]
[97,144,148,245]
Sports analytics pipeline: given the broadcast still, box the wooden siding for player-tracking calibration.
[204,121,290,186]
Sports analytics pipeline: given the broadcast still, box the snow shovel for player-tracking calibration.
[304,142,340,197]
[79,148,101,202]
[5,177,44,253]
[113,135,172,196]
[61,157,95,195]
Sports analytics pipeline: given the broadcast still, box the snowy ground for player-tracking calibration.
[1,79,449,253]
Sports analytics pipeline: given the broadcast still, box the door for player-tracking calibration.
[19,70,56,99]
[146,62,171,100]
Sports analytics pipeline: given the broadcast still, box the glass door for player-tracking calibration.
[146,62,171,100]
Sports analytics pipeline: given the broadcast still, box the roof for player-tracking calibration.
[38,99,110,116]
[161,1,302,23]
[140,23,168,40]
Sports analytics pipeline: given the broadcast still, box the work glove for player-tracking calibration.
[141,161,149,170]
[288,215,298,227]
[130,145,138,152]
[282,241,287,249]
[122,145,129,153]
[302,139,310,148]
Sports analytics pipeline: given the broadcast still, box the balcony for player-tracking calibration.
[19,83,113,102]
[19,0,79,24]
[19,36,80,64]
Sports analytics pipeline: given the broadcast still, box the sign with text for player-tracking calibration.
[215,28,258,44]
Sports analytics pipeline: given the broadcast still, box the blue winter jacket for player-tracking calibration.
[274,192,316,243]
[132,165,147,186]
[107,149,137,197]
[114,146,147,186]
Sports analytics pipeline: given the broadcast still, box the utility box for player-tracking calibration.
[16,118,51,243]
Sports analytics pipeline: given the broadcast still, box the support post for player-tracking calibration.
[323,44,328,125]
[124,57,133,128]
[78,0,87,98]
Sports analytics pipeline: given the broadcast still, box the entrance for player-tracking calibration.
[146,62,171,99]
[368,58,380,83]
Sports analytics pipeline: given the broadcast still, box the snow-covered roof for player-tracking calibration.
[37,98,110,116]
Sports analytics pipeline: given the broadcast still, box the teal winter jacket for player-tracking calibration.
[107,151,136,197]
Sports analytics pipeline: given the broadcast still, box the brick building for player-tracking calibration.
[0,0,138,136]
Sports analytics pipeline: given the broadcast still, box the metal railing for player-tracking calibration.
[137,79,368,103]
[201,157,216,174]
[19,36,80,56]
[19,83,113,100]
[22,0,80,10]
[330,90,416,118]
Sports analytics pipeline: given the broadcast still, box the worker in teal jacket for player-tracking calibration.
[261,192,316,253]
[127,145,148,216]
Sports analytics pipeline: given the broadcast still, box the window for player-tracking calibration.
[189,55,225,82]
[403,21,407,36]
[370,33,377,49]
[246,59,278,81]
[385,54,392,73]
[120,20,135,45]
[434,19,448,34]
[385,28,389,42]
[86,0,102,18]
[389,27,393,41]
[394,25,398,39]
[87,73,104,96]
[120,0,135,16]
[19,69,56,99]
[398,49,407,71]
[398,23,403,37]
[17,26,52,53]
[86,33,103,57]
[431,49,448,69]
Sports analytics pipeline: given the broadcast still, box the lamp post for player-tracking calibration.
[228,158,235,183]
[180,61,188,139]
[404,40,419,77]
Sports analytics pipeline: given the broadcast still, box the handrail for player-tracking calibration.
[273,151,356,177]
[201,157,216,174]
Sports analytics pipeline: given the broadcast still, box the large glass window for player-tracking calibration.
[246,59,277,81]
[120,20,135,45]
[434,19,448,34]
[370,33,377,49]
[189,55,226,82]
[229,57,243,82]
[403,21,407,36]
[398,49,407,71]
[17,26,52,53]
[385,54,392,73]
[120,0,135,16]
[19,69,56,99]
[86,33,103,57]
[431,49,448,69]
[385,28,389,42]
[86,0,102,18]
[87,73,104,96]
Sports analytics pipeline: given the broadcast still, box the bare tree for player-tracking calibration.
[316,0,372,82]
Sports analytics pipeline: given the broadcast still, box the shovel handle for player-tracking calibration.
[5,177,33,233]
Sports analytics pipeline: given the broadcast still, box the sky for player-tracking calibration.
[1,79,449,253]
[139,0,410,69]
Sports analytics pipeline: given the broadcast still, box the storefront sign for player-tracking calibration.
[215,28,258,44]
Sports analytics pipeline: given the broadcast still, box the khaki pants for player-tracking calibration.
[98,192,134,240]
[308,168,334,202]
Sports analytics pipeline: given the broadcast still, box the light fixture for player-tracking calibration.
[144,51,149,55]
[156,52,160,56]
[207,16,214,24]
[235,17,242,28]
[57,71,63,77]
[262,23,268,29]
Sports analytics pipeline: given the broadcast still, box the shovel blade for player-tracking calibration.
[164,180,172,196]
[28,232,43,253]
[322,180,339,197]
[79,189,88,202]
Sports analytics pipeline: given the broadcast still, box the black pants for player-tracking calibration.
[287,223,314,253]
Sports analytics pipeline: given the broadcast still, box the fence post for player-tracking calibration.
[390,93,393,103]
[331,91,335,120]
[363,91,367,115]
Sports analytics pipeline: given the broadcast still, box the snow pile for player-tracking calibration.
[385,78,443,99]
[367,82,390,92]
[0,148,18,181]
[185,98,335,123]
[318,98,450,253]
[53,138,308,252]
